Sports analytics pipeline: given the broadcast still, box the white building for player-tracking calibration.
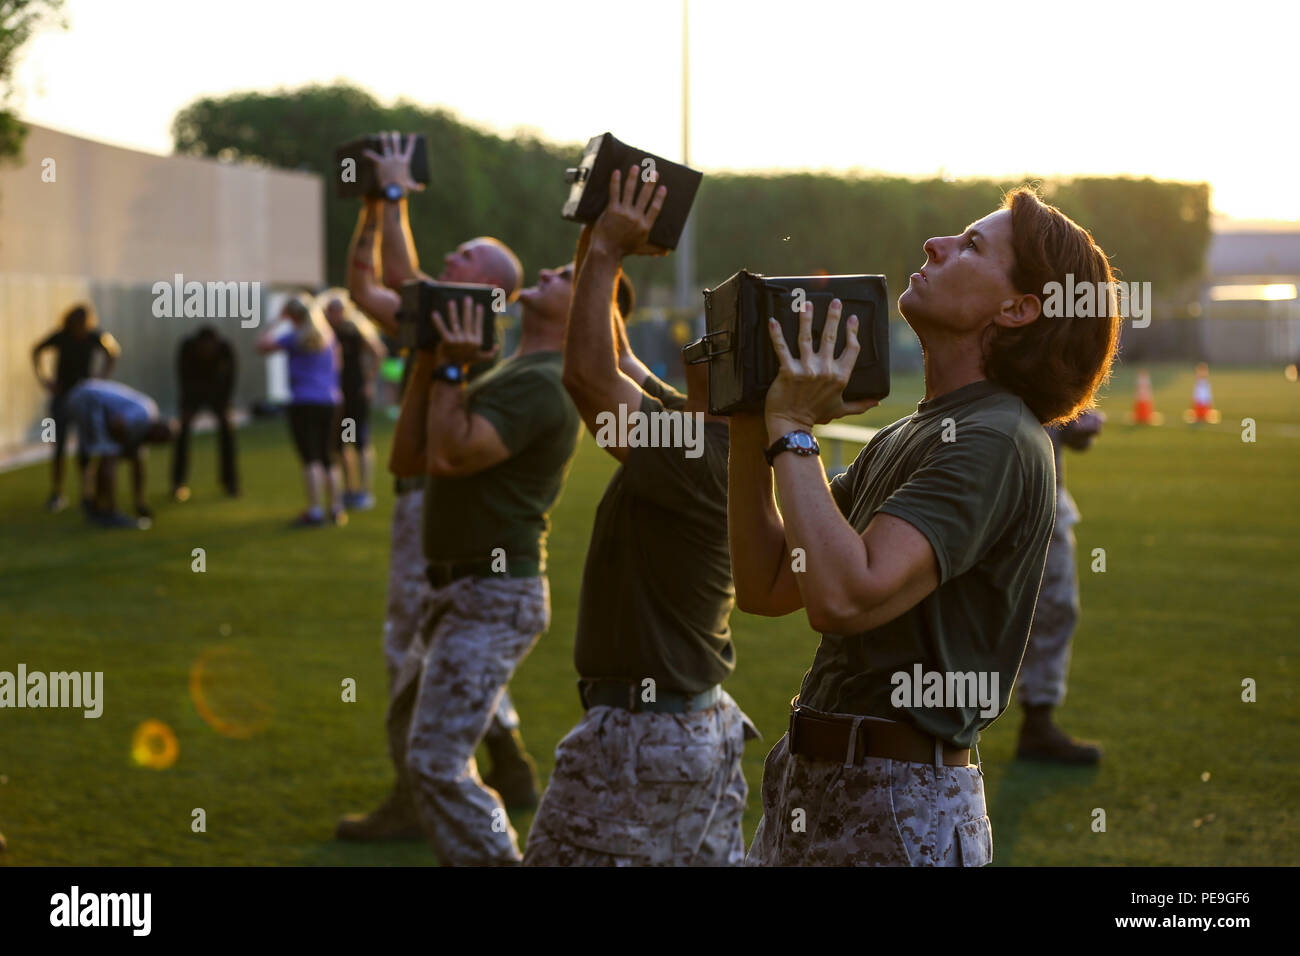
[0,123,323,461]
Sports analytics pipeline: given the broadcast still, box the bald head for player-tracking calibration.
[441,237,524,302]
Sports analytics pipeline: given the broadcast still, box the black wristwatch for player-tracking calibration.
[764,429,820,466]
[382,182,405,202]
[431,362,466,385]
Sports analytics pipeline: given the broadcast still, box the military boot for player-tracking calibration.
[335,783,423,841]
[481,726,540,810]
[1016,704,1103,765]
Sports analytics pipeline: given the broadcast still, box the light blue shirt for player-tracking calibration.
[64,379,158,456]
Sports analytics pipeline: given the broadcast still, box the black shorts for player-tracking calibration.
[336,393,371,452]
[287,403,340,466]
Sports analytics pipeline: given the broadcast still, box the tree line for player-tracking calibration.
[171,83,1210,312]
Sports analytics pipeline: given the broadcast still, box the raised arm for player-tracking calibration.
[364,131,429,290]
[347,200,400,334]
[561,166,667,462]
[759,301,937,635]
[612,306,653,387]
[573,223,647,384]
[256,327,283,354]
[422,298,507,477]
[727,410,805,615]
[97,332,121,378]
[389,297,504,479]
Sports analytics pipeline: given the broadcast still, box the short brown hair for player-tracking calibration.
[984,187,1120,425]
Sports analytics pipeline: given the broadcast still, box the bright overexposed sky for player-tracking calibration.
[12,0,1300,219]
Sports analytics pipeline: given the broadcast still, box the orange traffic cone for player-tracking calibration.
[1184,362,1221,423]
[1131,368,1163,425]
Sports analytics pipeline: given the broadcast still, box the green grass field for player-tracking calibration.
[1,364,1297,866]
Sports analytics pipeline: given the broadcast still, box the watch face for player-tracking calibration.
[792,432,815,451]
[384,183,403,201]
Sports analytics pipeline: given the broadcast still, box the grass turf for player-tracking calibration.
[0,364,1296,865]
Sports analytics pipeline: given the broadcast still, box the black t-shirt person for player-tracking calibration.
[36,328,109,395]
[335,321,367,401]
[573,374,736,695]
[177,327,236,407]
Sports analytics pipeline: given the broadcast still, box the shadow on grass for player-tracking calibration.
[986,759,1100,866]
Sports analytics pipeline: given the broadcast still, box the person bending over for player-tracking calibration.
[63,378,174,529]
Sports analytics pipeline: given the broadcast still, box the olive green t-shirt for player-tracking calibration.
[423,350,581,568]
[799,379,1056,747]
[573,374,735,694]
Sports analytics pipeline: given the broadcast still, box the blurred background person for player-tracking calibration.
[63,378,175,528]
[30,303,121,512]
[318,288,387,511]
[257,293,346,527]
[1016,410,1105,764]
[171,324,240,501]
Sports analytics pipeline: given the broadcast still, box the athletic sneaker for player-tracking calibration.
[45,494,67,513]
[350,492,376,511]
[290,509,326,528]
[96,510,141,529]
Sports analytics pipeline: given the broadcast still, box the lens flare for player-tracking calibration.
[189,646,274,739]
[131,719,179,769]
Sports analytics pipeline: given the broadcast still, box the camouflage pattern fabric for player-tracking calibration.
[382,489,429,689]
[383,488,521,724]
[746,733,992,866]
[386,573,550,866]
[1017,487,1081,708]
[523,690,758,867]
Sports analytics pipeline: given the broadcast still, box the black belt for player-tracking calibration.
[394,475,424,495]
[425,557,541,588]
[579,678,721,714]
[787,697,971,767]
